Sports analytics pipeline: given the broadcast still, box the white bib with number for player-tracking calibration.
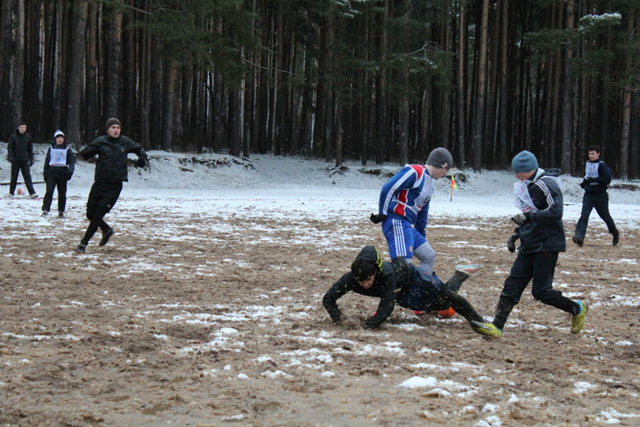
[49,148,68,167]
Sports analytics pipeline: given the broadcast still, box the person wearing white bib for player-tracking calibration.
[572,145,619,247]
[42,130,75,217]
[471,150,587,338]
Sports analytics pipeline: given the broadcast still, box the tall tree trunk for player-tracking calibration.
[399,70,409,166]
[25,0,42,136]
[107,6,122,117]
[162,60,177,150]
[498,0,509,167]
[0,0,14,135]
[375,0,389,165]
[86,0,98,139]
[619,12,634,179]
[560,0,574,173]
[456,0,466,168]
[11,0,25,126]
[67,0,87,148]
[472,0,489,171]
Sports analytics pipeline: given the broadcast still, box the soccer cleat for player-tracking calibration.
[435,307,456,318]
[471,320,503,338]
[571,301,588,334]
[75,244,86,254]
[572,236,583,247]
[455,264,482,277]
[99,227,114,246]
[612,230,619,246]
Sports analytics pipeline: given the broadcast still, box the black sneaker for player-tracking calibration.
[75,244,86,253]
[612,229,619,246]
[58,212,64,218]
[42,210,49,216]
[572,236,583,247]
[99,228,114,246]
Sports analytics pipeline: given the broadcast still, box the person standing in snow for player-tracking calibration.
[7,121,38,198]
[471,150,588,338]
[75,118,148,253]
[42,130,75,217]
[572,145,619,247]
[322,245,485,330]
[370,147,453,277]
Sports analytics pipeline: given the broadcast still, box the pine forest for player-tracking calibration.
[1,0,639,177]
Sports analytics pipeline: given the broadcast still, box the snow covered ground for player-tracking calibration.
[1,142,639,425]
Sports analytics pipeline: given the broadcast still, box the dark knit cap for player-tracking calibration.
[426,147,453,170]
[106,117,121,130]
[511,150,538,173]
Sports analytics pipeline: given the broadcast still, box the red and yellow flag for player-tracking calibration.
[450,175,457,190]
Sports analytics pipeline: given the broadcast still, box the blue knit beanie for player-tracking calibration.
[511,150,538,173]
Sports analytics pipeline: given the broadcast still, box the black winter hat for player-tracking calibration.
[426,147,453,170]
[106,117,121,130]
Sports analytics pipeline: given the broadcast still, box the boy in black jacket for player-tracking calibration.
[75,118,148,253]
[472,151,588,338]
[7,122,38,198]
[572,145,619,247]
[42,130,75,217]
[322,245,485,330]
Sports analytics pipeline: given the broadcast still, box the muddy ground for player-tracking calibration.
[1,193,639,426]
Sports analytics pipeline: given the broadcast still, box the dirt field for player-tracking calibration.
[1,193,639,426]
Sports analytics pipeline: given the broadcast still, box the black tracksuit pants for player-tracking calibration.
[81,181,122,245]
[42,175,68,213]
[9,161,36,195]
[494,251,577,330]
[574,191,617,240]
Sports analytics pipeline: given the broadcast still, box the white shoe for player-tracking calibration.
[30,194,39,199]
[455,264,482,276]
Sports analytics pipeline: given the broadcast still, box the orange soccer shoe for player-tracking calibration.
[435,307,456,318]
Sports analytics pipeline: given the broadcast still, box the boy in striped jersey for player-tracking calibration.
[371,147,453,276]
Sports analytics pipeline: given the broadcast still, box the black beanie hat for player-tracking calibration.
[106,117,121,130]
[426,147,453,170]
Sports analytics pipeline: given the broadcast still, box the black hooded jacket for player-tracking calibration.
[7,129,34,163]
[518,169,566,254]
[322,246,397,329]
[44,141,76,180]
[80,134,147,183]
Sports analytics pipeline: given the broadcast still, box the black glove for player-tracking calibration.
[363,319,377,330]
[29,160,34,167]
[370,213,387,224]
[507,232,519,253]
[136,157,149,168]
[511,213,528,226]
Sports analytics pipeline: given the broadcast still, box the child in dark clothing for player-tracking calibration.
[472,150,588,338]
[42,130,75,217]
[322,245,484,330]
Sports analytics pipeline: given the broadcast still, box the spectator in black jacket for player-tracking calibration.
[7,122,38,198]
[472,150,587,338]
[75,118,148,253]
[322,245,485,330]
[572,145,619,247]
[42,130,75,217]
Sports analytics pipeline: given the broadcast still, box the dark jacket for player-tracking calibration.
[518,169,566,254]
[80,134,148,183]
[580,160,611,193]
[323,246,397,329]
[7,129,34,163]
[44,142,75,180]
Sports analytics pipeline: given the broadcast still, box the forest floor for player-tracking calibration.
[1,192,639,426]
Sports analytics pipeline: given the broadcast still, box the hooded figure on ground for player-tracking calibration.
[322,245,484,330]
